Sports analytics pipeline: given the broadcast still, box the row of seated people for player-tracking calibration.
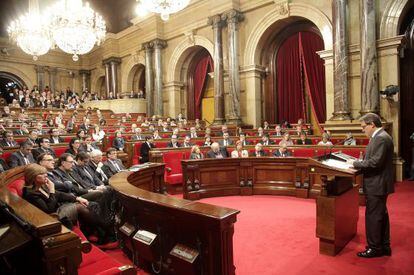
[13,147,126,249]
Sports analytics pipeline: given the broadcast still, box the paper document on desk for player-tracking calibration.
[322,159,354,170]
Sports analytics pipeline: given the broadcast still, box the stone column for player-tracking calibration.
[153,39,167,117]
[35,65,45,91]
[360,0,379,115]
[143,42,155,117]
[222,9,244,125]
[79,70,91,92]
[49,67,57,94]
[104,62,111,98]
[330,0,351,120]
[208,14,225,124]
[110,58,121,97]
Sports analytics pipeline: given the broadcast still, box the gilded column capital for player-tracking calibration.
[102,57,121,66]
[208,14,224,29]
[221,9,244,25]
[142,41,154,51]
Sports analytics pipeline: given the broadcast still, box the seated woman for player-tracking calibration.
[112,130,125,151]
[251,143,267,157]
[92,125,106,143]
[279,132,294,146]
[344,132,357,146]
[231,141,249,158]
[189,145,204,159]
[204,135,212,146]
[66,138,83,155]
[317,133,333,146]
[76,129,86,141]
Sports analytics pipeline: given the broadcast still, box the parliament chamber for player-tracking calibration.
[1,0,414,274]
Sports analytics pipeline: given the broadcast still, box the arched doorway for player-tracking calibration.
[186,48,213,121]
[0,71,26,104]
[95,76,106,99]
[262,19,326,126]
[399,4,414,178]
[127,64,145,96]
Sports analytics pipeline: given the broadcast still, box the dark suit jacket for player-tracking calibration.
[72,165,103,189]
[0,159,10,172]
[131,135,144,141]
[50,136,64,144]
[297,139,312,145]
[206,148,228,158]
[273,150,292,157]
[250,150,267,157]
[140,142,155,163]
[8,151,35,168]
[50,168,88,196]
[353,129,394,195]
[87,162,109,184]
[113,137,126,150]
[102,159,125,178]
[260,140,274,146]
[167,141,181,148]
[218,139,234,147]
[32,147,57,161]
[0,139,18,147]
[22,187,76,214]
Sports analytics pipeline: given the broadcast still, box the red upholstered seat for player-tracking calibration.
[54,146,68,157]
[292,148,316,158]
[7,178,25,197]
[154,141,168,148]
[163,151,184,185]
[133,142,143,164]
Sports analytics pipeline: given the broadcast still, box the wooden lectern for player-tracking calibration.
[309,154,362,256]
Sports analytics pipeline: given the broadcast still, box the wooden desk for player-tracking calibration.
[109,163,239,275]
[182,157,361,256]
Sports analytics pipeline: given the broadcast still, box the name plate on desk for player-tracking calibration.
[119,223,135,237]
[133,230,157,245]
[170,244,199,263]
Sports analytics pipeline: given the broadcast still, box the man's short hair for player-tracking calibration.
[57,153,74,166]
[106,147,117,156]
[20,140,33,148]
[360,113,382,128]
[76,151,90,161]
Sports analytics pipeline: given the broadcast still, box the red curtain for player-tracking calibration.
[193,55,213,119]
[276,34,304,123]
[299,32,326,125]
[276,31,326,126]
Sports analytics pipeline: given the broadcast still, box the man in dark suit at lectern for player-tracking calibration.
[349,113,394,258]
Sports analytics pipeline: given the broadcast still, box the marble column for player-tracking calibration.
[49,68,57,94]
[208,14,225,125]
[35,65,45,91]
[223,9,244,125]
[360,0,379,115]
[330,0,351,121]
[142,42,154,117]
[110,58,121,97]
[153,39,167,117]
[79,70,91,92]
[104,62,111,98]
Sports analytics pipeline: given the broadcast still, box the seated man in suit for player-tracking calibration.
[26,129,39,145]
[32,137,57,161]
[49,128,64,144]
[1,131,18,147]
[131,127,145,141]
[273,144,292,157]
[13,123,30,135]
[260,134,274,146]
[140,136,155,163]
[112,130,126,151]
[189,127,198,138]
[257,127,264,137]
[218,132,234,147]
[251,143,267,157]
[8,140,35,168]
[206,142,228,158]
[182,136,194,148]
[238,133,250,146]
[167,135,181,148]
[297,132,312,145]
[0,148,10,172]
[102,148,126,178]
[73,152,108,191]
[274,124,283,137]
[88,149,110,184]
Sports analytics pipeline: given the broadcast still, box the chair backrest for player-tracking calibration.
[162,151,185,174]
[7,178,25,197]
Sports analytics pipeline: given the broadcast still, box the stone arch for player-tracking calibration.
[244,2,332,66]
[167,35,214,83]
[0,64,33,89]
[380,0,412,38]
[121,54,145,93]
[90,68,106,95]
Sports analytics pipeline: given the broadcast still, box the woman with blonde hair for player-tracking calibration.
[189,145,204,159]
[231,140,249,158]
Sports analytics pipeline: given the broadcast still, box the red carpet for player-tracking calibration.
[198,182,414,275]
